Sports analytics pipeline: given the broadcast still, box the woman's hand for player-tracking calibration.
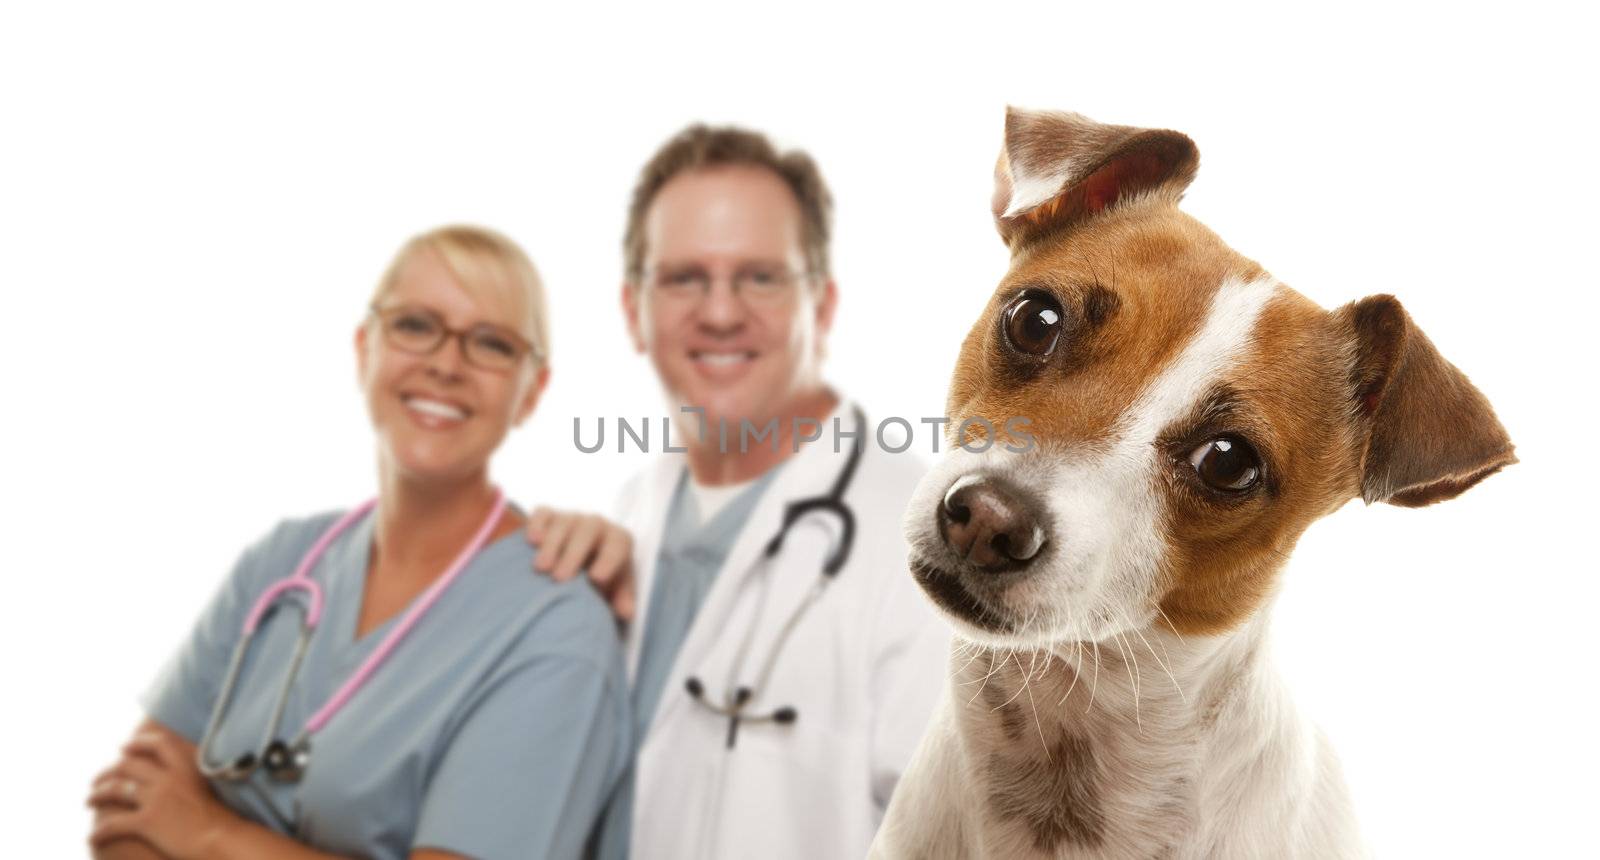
[526,507,636,621]
[87,729,232,860]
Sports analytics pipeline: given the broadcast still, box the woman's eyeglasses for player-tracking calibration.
[369,304,541,373]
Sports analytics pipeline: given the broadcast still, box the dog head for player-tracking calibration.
[906,107,1516,647]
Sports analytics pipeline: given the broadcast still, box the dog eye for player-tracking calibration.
[1002,291,1064,357]
[1188,436,1262,492]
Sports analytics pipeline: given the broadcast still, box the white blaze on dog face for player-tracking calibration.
[1078,274,1281,626]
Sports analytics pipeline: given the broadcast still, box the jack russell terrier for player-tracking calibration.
[871,108,1515,859]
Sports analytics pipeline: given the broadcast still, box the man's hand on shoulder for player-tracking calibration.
[526,507,637,622]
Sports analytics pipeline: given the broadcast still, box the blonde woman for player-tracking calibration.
[86,227,628,860]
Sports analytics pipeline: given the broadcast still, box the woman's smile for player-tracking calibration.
[400,391,473,429]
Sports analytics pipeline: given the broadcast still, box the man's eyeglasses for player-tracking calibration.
[644,262,815,307]
[369,304,542,373]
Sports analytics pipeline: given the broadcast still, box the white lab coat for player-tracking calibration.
[615,398,950,860]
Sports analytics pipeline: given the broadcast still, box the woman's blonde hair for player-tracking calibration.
[371,225,550,366]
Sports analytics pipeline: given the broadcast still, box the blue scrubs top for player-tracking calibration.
[142,508,630,860]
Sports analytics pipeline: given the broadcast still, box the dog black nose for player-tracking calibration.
[939,476,1045,571]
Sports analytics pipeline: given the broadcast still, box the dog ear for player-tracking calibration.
[991,107,1199,248]
[1340,295,1516,507]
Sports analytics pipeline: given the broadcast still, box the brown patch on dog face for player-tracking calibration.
[1153,290,1515,634]
[985,735,1106,851]
[947,205,1265,453]
[1152,292,1364,635]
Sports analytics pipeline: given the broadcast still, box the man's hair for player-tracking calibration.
[622,123,834,281]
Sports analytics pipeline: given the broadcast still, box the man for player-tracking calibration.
[528,125,948,858]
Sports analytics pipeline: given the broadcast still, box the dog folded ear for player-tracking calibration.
[1340,295,1516,507]
[991,107,1199,248]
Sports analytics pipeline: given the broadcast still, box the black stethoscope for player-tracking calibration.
[683,405,865,748]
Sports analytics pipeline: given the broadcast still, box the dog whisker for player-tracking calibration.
[1051,605,1086,708]
[1154,603,1189,648]
[953,639,986,677]
[1126,611,1186,705]
[1086,639,1102,715]
[1021,657,1052,763]
[1056,638,1085,707]
[1109,630,1143,734]
[965,647,1002,704]
[1121,629,1140,692]
[995,652,1031,711]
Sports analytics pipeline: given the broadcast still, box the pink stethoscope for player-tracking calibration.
[197,489,508,783]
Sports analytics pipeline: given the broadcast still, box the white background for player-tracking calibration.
[4,2,1595,856]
